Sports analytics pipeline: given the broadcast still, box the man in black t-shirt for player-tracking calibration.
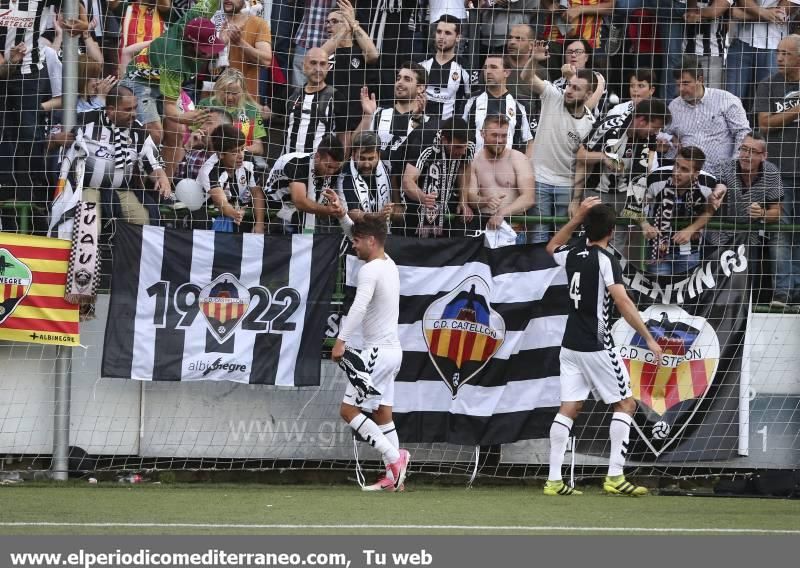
[320,2,379,135]
[544,197,663,497]
[401,117,475,237]
[755,35,800,309]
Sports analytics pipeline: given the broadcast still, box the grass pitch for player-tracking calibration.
[1,483,798,535]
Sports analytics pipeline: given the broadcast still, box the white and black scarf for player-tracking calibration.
[649,181,706,261]
[340,158,391,214]
[417,139,464,238]
[100,110,129,170]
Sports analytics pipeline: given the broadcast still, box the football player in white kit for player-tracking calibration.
[329,194,410,492]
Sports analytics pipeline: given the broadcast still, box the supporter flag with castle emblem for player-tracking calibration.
[102,224,339,385]
[0,233,80,346]
[341,237,566,445]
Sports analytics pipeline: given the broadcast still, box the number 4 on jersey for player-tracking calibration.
[569,272,581,309]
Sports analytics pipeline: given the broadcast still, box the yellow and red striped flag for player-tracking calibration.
[0,232,79,346]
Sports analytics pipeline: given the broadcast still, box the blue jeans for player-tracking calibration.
[648,252,701,275]
[725,39,777,102]
[657,1,688,102]
[270,0,298,78]
[774,178,800,299]
[529,182,571,244]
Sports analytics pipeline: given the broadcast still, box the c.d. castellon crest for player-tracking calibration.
[611,304,720,456]
[423,276,505,398]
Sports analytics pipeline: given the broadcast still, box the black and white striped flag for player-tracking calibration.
[344,237,566,445]
[103,224,339,385]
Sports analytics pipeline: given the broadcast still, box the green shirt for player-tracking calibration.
[197,97,267,144]
[125,0,220,100]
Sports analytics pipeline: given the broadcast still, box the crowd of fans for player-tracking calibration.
[0,0,798,308]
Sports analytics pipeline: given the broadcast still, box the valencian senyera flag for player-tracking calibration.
[339,237,566,445]
[575,236,750,461]
[0,233,80,346]
[102,224,339,385]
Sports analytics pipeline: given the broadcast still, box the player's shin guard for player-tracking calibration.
[608,412,632,477]
[349,415,400,466]
[548,414,573,481]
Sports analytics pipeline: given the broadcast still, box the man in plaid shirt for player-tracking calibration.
[292,0,337,88]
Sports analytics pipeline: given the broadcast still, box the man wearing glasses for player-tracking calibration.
[706,133,784,305]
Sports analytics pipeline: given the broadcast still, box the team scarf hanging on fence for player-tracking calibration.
[0,232,80,346]
[49,130,89,240]
[102,224,340,385]
[64,201,100,308]
[342,237,566,446]
[48,131,100,313]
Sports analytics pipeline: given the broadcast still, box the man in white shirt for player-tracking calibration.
[726,0,797,105]
[526,67,597,243]
[332,212,410,492]
[666,55,751,171]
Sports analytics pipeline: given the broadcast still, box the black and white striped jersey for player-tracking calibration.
[420,55,471,120]
[583,109,657,194]
[0,0,56,74]
[264,152,336,231]
[553,241,624,352]
[197,153,257,206]
[369,107,437,175]
[284,85,348,155]
[74,110,163,190]
[462,91,533,154]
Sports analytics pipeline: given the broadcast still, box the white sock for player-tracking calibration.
[349,415,400,465]
[608,412,632,477]
[548,414,573,482]
[379,421,399,450]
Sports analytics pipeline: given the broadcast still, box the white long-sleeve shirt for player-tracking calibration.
[339,256,401,348]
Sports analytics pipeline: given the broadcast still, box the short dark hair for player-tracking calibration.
[351,130,380,153]
[206,107,235,124]
[632,98,670,125]
[747,130,767,144]
[483,113,510,128]
[105,85,135,108]
[484,52,506,67]
[564,36,593,57]
[584,204,617,241]
[439,117,470,143]
[674,55,704,80]
[436,14,461,35]
[677,146,706,171]
[210,124,245,153]
[629,69,655,86]
[509,23,534,40]
[574,68,597,93]
[352,213,388,244]
[317,134,345,162]
[399,61,428,86]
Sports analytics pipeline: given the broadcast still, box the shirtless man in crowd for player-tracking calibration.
[467,114,535,242]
